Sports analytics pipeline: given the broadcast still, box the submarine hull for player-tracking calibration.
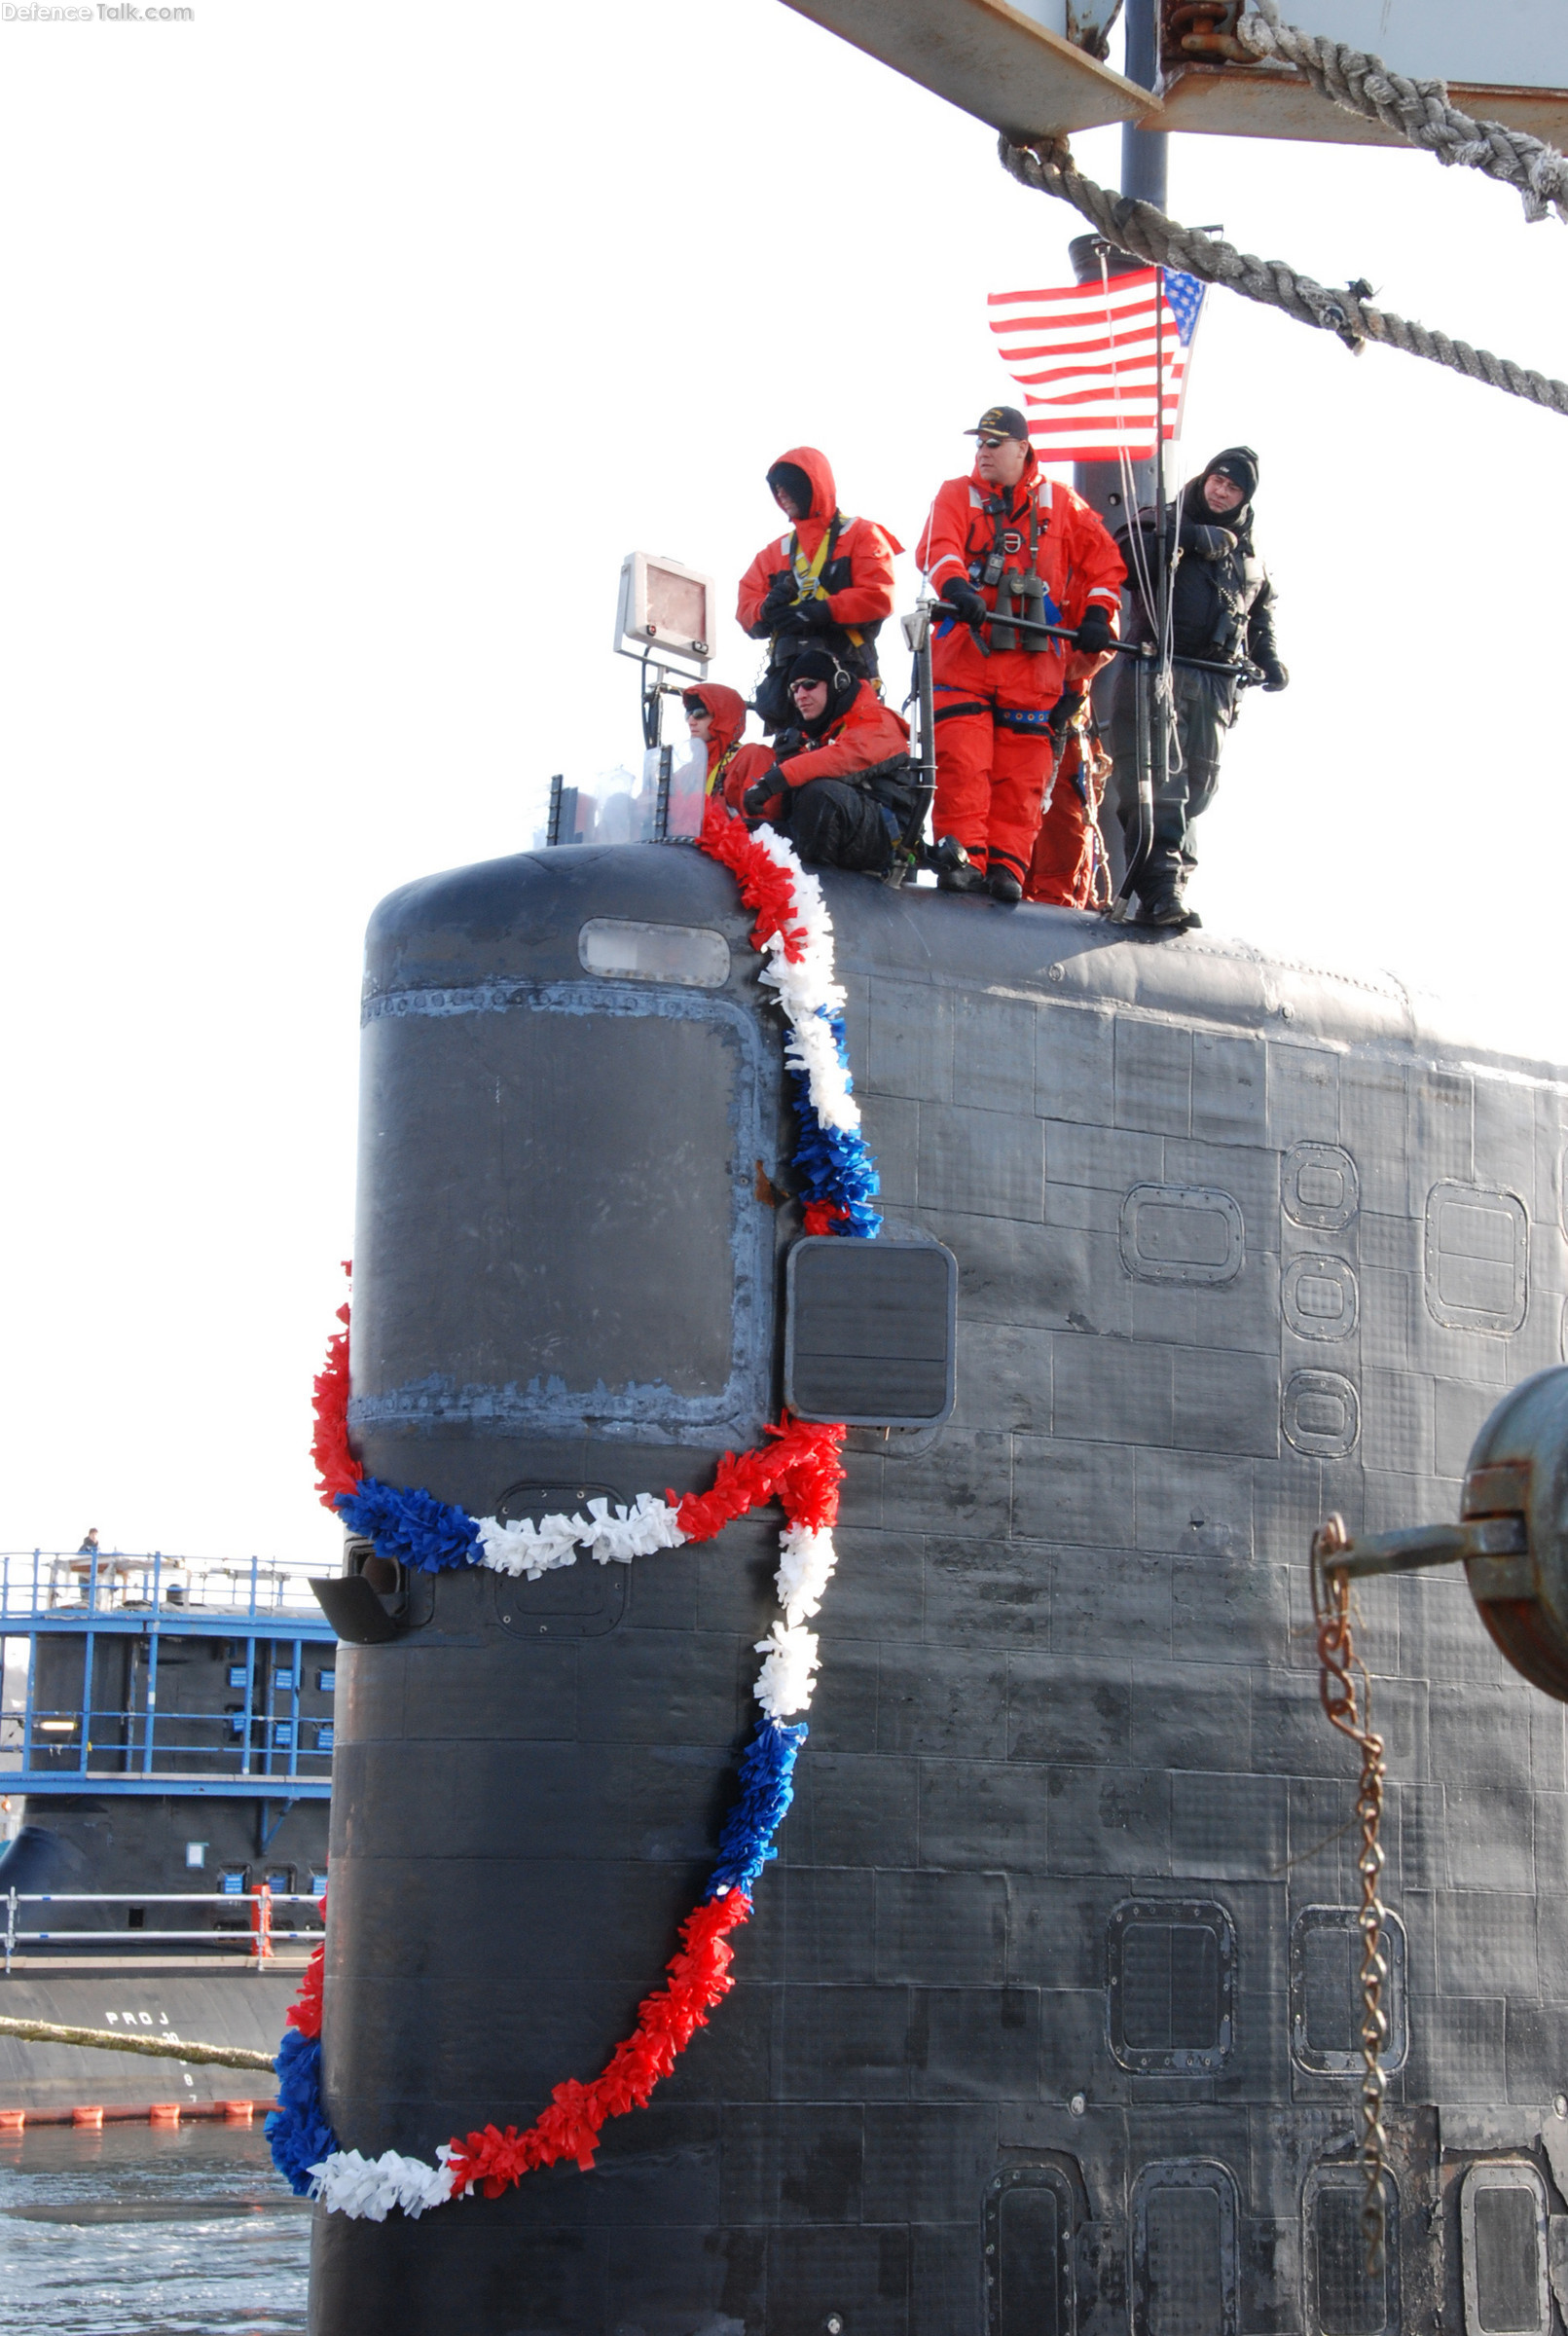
[312,843,1568,2335]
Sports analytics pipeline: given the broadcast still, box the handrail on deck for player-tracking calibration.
[2,1885,325,1974]
[0,1547,328,1623]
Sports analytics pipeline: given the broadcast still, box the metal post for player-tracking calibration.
[288,1637,301,1780]
[20,1632,36,1783]
[1120,0,1168,209]
[241,1636,255,1777]
[653,744,673,843]
[1072,0,1169,889]
[142,1615,160,1778]
[640,653,664,753]
[1149,279,1171,910]
[545,773,564,848]
[919,621,936,812]
[79,1627,92,1776]
[4,1887,14,1978]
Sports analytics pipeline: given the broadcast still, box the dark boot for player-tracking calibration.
[937,864,988,894]
[987,868,1023,904]
[1135,885,1187,927]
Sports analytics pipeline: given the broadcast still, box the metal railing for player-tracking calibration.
[0,1549,329,1624]
[3,1700,334,1778]
[3,1887,325,1975]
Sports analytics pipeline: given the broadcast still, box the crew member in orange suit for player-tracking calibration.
[1024,698,1112,908]
[916,405,1124,902]
[681,683,750,800]
[681,681,775,819]
[734,649,914,874]
[737,448,900,733]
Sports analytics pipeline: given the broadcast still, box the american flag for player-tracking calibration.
[987,267,1207,461]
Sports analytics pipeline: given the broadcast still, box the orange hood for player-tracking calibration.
[685,681,748,773]
[769,445,838,559]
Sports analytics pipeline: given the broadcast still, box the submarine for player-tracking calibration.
[304,831,1568,2336]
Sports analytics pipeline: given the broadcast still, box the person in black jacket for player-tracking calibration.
[1111,445,1288,927]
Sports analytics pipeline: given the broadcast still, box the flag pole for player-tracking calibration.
[1151,273,1169,879]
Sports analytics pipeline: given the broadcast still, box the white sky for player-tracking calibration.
[0,0,1562,1566]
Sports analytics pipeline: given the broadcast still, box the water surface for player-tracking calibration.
[0,2122,309,2332]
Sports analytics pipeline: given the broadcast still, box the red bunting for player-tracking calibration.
[698,798,810,965]
[672,1412,846,1545]
[443,1892,751,2191]
[287,1939,325,2041]
[311,1265,362,1508]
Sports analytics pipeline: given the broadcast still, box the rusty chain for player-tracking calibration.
[1311,1515,1390,2278]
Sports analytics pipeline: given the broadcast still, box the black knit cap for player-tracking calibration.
[786,648,841,687]
[787,647,856,734]
[1205,444,1259,500]
[767,460,814,514]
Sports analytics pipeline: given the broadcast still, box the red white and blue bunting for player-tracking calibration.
[269,806,880,2220]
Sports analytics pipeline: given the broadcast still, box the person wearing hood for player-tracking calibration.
[734,647,915,875]
[1112,444,1288,928]
[738,448,901,733]
[680,682,749,799]
[917,405,1125,903]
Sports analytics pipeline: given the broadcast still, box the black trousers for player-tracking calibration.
[783,781,893,875]
[1111,662,1236,895]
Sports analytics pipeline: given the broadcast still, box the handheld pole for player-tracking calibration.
[886,599,939,888]
[930,603,1249,681]
[1146,277,1171,909]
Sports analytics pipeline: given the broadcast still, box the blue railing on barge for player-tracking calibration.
[0,1549,335,1801]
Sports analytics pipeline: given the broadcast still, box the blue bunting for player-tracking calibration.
[334,1476,482,1572]
[267,2027,338,2198]
[705,1717,809,1899]
[788,1011,881,1239]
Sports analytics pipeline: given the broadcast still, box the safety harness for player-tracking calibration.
[783,516,865,650]
[705,743,740,799]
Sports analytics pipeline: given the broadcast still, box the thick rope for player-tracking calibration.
[1236,3,1568,226]
[0,2012,274,2071]
[999,134,1568,420]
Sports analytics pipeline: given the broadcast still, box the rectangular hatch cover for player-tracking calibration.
[784,1236,957,1428]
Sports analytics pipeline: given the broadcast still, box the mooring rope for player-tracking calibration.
[1236,3,1568,226]
[0,2012,273,2071]
[997,134,1568,419]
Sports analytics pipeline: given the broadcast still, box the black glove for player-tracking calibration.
[1047,688,1084,742]
[743,769,786,818]
[941,576,988,628]
[1188,525,1236,560]
[792,595,837,633]
[1072,606,1113,656]
[757,577,796,627]
[1259,658,1290,692]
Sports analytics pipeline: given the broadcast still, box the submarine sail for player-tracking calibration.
[307,837,1568,2334]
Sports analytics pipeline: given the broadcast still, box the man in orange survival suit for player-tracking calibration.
[738,448,900,734]
[732,649,914,874]
[917,405,1124,902]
